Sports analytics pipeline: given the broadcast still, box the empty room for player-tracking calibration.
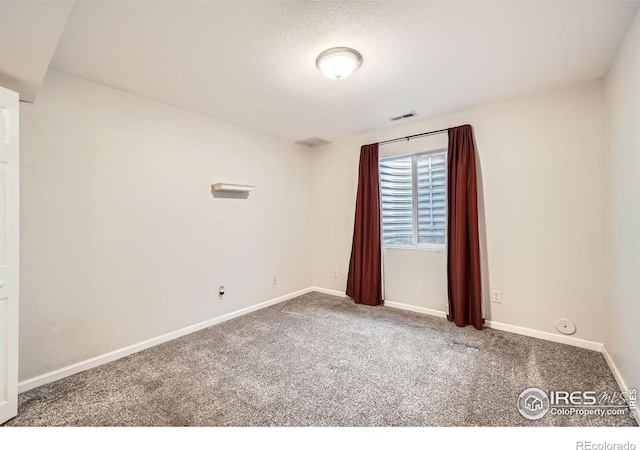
[1,0,639,445]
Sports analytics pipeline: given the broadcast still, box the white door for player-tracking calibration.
[0,86,19,424]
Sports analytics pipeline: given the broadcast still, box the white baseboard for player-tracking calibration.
[383,302,600,351]
[309,291,599,351]
[601,344,640,426]
[18,287,313,394]
[310,286,347,298]
[384,301,447,319]
[18,284,638,426]
[484,320,603,352]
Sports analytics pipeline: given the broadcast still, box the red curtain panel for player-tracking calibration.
[346,143,382,306]
[447,125,483,329]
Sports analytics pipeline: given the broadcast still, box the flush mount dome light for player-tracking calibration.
[316,47,363,80]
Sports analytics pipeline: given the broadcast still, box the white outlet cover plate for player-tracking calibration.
[555,318,576,335]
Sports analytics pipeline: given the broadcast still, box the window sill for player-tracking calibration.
[384,245,445,252]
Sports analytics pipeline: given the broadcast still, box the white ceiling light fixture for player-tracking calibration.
[316,47,363,80]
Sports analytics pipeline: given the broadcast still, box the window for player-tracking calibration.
[379,150,446,248]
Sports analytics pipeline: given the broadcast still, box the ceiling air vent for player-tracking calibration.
[390,111,418,122]
[294,136,332,148]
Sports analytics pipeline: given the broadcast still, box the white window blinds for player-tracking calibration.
[379,151,447,247]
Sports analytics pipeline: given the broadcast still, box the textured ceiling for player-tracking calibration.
[49,1,639,142]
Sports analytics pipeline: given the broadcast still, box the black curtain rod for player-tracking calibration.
[378,128,449,145]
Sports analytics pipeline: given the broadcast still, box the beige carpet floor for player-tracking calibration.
[4,292,636,426]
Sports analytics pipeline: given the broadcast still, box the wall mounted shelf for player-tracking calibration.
[211,183,255,193]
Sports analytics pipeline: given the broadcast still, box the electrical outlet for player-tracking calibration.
[217,285,225,299]
[492,290,502,304]
[272,276,278,285]
[332,269,338,278]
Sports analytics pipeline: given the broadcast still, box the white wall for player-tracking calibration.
[603,11,640,398]
[311,81,606,342]
[18,67,623,383]
[19,70,312,381]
